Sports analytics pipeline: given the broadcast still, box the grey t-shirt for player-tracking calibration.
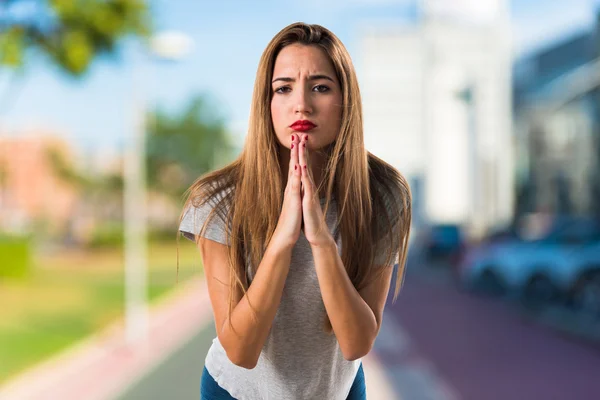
[180,190,397,399]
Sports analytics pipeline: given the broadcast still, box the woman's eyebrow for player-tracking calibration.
[272,74,335,84]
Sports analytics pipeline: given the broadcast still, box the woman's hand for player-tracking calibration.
[271,134,303,250]
[299,135,335,248]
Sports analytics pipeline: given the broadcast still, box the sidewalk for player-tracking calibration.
[0,277,399,400]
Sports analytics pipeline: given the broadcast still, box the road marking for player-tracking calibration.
[364,352,401,400]
[373,311,461,400]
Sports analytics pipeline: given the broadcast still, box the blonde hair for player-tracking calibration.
[178,22,411,333]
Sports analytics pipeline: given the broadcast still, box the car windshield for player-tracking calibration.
[542,218,600,244]
[433,225,460,242]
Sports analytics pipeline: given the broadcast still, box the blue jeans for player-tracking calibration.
[200,363,366,399]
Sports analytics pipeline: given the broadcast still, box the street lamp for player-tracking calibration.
[149,31,194,61]
[456,83,483,237]
[124,30,193,346]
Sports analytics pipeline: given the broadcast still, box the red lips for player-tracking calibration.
[290,120,316,132]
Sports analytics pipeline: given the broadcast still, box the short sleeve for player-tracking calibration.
[179,193,230,246]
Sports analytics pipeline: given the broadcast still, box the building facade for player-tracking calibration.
[359,0,514,237]
[513,12,600,218]
[0,134,79,235]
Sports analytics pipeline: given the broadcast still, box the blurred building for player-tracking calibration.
[0,133,80,235]
[513,11,600,218]
[0,131,182,244]
[359,0,513,237]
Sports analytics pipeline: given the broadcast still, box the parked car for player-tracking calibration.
[458,216,600,316]
[419,224,465,266]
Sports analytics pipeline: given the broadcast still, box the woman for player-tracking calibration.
[179,22,411,400]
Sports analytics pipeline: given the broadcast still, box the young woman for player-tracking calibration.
[179,22,411,400]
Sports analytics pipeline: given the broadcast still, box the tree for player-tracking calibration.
[0,0,151,76]
[0,1,151,232]
[46,143,125,237]
[44,94,236,240]
[146,94,237,199]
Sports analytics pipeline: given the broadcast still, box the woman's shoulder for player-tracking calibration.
[189,179,235,210]
[181,179,235,232]
[179,180,235,243]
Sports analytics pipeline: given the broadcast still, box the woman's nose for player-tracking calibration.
[294,88,313,114]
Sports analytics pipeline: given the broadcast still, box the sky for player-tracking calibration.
[2,0,600,157]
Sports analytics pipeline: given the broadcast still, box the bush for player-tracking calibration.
[0,234,31,279]
[87,223,124,248]
[149,227,179,242]
[87,225,178,249]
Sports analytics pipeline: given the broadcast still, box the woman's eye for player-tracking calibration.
[313,85,330,93]
[274,86,291,94]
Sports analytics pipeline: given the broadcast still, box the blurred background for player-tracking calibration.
[1,0,600,399]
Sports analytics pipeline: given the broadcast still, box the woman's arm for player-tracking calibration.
[296,134,393,360]
[200,238,293,369]
[310,240,393,361]
[200,134,304,369]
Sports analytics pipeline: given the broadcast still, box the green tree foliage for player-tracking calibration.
[45,94,236,207]
[0,0,151,76]
[146,95,236,199]
[46,145,123,194]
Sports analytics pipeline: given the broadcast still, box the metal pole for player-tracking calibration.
[122,31,193,345]
[464,86,483,237]
[124,49,148,345]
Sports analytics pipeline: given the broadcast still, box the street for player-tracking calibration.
[118,264,600,400]
[118,323,216,400]
[381,265,600,400]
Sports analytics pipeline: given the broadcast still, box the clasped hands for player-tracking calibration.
[273,134,335,250]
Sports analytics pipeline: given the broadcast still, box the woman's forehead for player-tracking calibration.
[273,44,336,77]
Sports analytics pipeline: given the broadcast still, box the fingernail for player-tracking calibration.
[303,143,306,148]
[295,165,297,170]
[292,135,295,141]
[303,165,307,170]
[291,144,294,149]
[305,135,308,141]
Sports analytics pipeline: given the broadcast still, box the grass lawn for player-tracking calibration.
[0,239,202,384]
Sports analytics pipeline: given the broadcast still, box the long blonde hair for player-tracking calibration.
[178,22,411,333]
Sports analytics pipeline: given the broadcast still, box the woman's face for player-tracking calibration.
[270,44,343,151]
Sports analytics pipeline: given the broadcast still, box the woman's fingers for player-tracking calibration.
[298,134,307,170]
[292,156,302,193]
[288,134,299,180]
[299,135,314,199]
[288,134,302,194]
[274,135,303,249]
